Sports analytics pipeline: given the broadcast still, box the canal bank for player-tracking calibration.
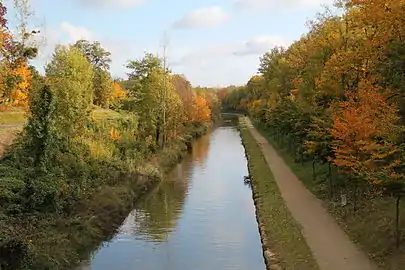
[239,117,318,270]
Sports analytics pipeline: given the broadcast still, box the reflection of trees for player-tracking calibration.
[124,132,211,243]
[221,114,239,127]
[191,133,210,166]
[129,159,193,242]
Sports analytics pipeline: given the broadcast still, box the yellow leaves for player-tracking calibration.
[7,63,32,107]
[110,82,126,103]
[109,127,121,141]
[330,79,400,183]
[191,93,211,123]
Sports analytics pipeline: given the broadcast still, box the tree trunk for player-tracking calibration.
[353,181,358,212]
[156,126,161,147]
[396,195,401,248]
[328,163,333,199]
[312,158,316,182]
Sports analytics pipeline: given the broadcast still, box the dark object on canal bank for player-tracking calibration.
[244,175,251,184]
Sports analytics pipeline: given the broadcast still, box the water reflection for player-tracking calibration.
[191,134,210,167]
[126,159,193,243]
[82,123,265,270]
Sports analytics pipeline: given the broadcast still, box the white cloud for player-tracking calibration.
[60,22,93,42]
[169,36,289,87]
[77,0,144,8]
[29,20,152,79]
[172,6,229,29]
[234,0,334,10]
[233,35,287,56]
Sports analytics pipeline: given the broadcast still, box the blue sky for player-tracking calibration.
[6,0,334,87]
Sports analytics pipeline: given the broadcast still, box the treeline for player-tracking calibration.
[222,0,405,267]
[0,2,219,269]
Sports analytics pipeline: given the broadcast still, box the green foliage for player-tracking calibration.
[93,68,113,108]
[73,40,111,71]
[45,45,94,147]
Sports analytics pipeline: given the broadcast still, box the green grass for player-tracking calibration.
[0,109,26,125]
[239,117,319,270]
[0,107,122,125]
[254,123,405,270]
[90,108,122,121]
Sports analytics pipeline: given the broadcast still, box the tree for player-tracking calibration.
[72,40,113,107]
[330,80,399,209]
[171,74,196,122]
[191,93,211,123]
[93,68,113,108]
[9,63,31,107]
[126,52,162,81]
[45,45,94,148]
[0,1,37,107]
[126,52,162,98]
[110,81,126,105]
[73,40,111,70]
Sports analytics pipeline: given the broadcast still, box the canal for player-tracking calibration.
[81,120,266,270]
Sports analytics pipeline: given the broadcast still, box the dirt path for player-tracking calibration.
[245,118,379,270]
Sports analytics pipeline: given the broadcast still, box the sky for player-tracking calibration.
[5,0,334,87]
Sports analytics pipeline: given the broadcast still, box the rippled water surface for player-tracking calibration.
[81,123,265,270]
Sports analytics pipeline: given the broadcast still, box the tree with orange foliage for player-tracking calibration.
[331,81,399,177]
[110,81,126,103]
[171,74,196,122]
[9,63,32,107]
[191,93,211,123]
[330,80,401,208]
[0,1,38,108]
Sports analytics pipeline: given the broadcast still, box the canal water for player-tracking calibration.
[81,121,266,270]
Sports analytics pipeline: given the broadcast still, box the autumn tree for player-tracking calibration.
[0,1,37,107]
[191,93,211,123]
[110,81,126,105]
[126,53,184,147]
[330,81,400,207]
[171,74,196,122]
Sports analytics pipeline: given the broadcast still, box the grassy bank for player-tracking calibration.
[0,108,26,125]
[0,127,22,156]
[254,121,405,270]
[238,117,319,270]
[0,121,210,270]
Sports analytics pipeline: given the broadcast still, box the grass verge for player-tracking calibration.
[254,122,405,270]
[0,127,23,157]
[0,108,26,125]
[239,117,319,270]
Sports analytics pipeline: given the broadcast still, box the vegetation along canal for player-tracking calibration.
[80,119,266,270]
